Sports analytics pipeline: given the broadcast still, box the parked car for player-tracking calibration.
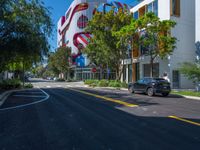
[128,77,171,97]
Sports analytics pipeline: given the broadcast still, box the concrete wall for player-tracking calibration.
[158,0,170,20]
[196,0,200,42]
[170,0,196,88]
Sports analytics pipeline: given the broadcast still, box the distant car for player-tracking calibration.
[128,77,171,97]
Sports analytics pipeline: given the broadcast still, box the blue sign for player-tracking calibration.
[76,54,85,67]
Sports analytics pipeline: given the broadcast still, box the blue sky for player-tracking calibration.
[43,0,137,51]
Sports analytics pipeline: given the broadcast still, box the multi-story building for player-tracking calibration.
[122,0,199,89]
[57,0,130,80]
[57,0,106,80]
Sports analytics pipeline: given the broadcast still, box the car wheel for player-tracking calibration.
[128,86,134,93]
[162,93,169,97]
[147,88,154,96]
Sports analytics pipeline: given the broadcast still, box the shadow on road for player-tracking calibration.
[0,87,200,150]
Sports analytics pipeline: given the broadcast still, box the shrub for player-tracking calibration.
[56,78,65,82]
[84,80,99,86]
[0,79,21,89]
[98,80,109,87]
[108,80,121,87]
[24,83,33,88]
[121,82,128,88]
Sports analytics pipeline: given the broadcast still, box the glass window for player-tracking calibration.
[153,0,158,16]
[147,3,153,12]
[143,63,159,77]
[133,11,139,19]
[172,70,180,88]
[128,64,132,83]
[171,0,180,17]
[123,65,126,82]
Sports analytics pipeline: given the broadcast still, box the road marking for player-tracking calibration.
[13,95,47,98]
[0,89,50,111]
[46,86,51,88]
[168,115,200,127]
[69,89,138,108]
[16,91,43,94]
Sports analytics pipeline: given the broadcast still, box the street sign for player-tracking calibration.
[91,67,97,73]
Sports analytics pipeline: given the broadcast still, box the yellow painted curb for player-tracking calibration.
[69,89,138,108]
[168,115,200,127]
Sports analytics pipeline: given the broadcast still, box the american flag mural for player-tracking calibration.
[57,0,106,67]
[57,0,130,67]
[77,15,88,29]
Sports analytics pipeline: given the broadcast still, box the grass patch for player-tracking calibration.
[172,90,200,97]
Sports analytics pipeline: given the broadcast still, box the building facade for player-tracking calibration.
[122,0,199,89]
[57,0,106,67]
[57,0,130,80]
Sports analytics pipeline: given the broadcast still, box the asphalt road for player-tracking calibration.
[0,80,200,150]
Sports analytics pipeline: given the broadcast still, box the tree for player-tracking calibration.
[179,42,200,85]
[115,12,177,77]
[85,8,132,80]
[179,62,200,83]
[137,13,176,77]
[0,0,53,75]
[48,47,71,79]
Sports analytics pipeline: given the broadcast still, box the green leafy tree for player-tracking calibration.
[85,9,132,80]
[0,0,53,75]
[48,47,71,79]
[137,13,176,77]
[115,12,177,77]
[179,62,200,83]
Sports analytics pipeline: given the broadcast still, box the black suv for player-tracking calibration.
[128,77,171,97]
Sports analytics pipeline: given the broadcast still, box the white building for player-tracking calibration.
[57,0,106,67]
[123,0,199,89]
[57,0,131,80]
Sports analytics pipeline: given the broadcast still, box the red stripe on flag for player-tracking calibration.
[78,35,88,45]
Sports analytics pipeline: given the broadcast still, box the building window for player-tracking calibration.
[147,3,153,12]
[143,63,159,77]
[172,70,180,88]
[123,65,126,82]
[153,0,158,16]
[133,11,139,19]
[128,64,132,82]
[171,0,180,17]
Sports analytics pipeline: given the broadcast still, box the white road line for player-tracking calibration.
[15,92,43,94]
[0,88,50,111]
[13,95,46,98]
[46,86,51,88]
